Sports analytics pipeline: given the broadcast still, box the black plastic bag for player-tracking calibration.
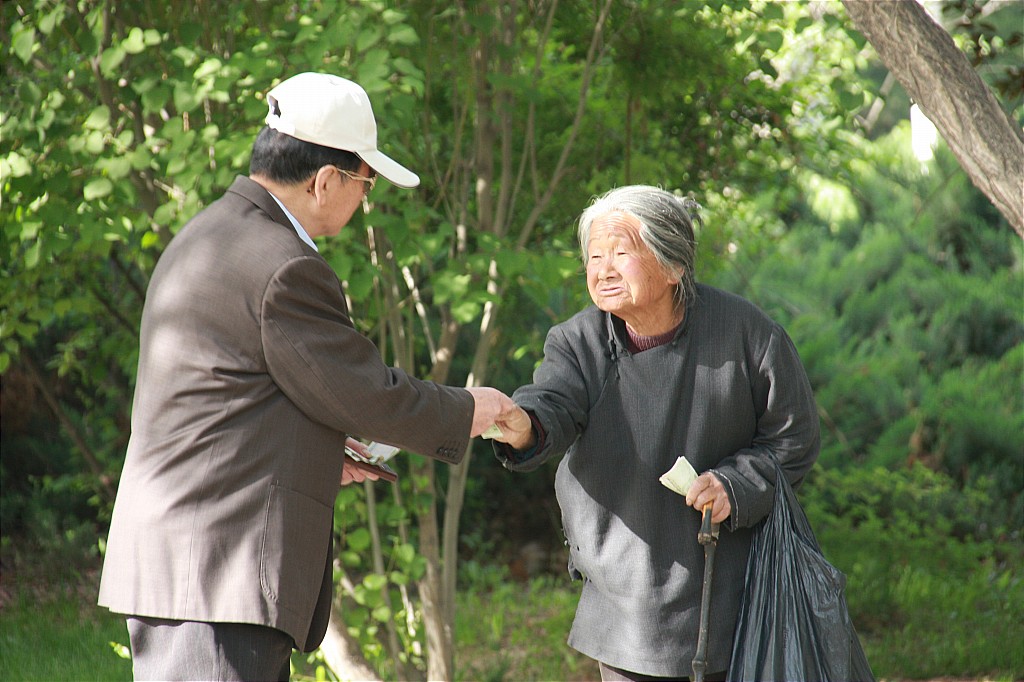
[728,460,875,681]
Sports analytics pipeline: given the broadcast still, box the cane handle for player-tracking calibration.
[698,502,719,544]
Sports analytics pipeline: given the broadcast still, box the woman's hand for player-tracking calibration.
[492,404,536,451]
[685,471,732,524]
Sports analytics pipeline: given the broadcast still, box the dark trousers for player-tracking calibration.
[599,661,727,682]
[127,616,293,682]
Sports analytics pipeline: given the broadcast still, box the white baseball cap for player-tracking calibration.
[264,72,420,188]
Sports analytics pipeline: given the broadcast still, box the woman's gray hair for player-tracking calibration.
[577,185,702,308]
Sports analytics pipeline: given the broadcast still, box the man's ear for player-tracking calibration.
[306,166,331,199]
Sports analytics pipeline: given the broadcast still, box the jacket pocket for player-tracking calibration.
[260,482,333,618]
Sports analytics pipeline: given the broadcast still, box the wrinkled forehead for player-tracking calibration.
[588,210,644,246]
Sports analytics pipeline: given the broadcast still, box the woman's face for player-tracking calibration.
[585,211,679,331]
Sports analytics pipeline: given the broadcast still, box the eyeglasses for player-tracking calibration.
[334,166,376,195]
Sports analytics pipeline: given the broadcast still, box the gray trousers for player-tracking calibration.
[127,616,293,682]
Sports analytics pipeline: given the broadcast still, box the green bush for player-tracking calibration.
[801,464,1024,678]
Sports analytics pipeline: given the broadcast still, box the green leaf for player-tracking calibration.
[451,300,481,323]
[141,231,161,250]
[12,24,36,63]
[20,221,42,241]
[381,9,408,25]
[153,202,178,225]
[19,78,42,105]
[97,157,133,180]
[761,2,785,21]
[39,6,66,36]
[171,45,199,66]
[363,573,388,591]
[386,25,419,46]
[24,241,41,269]
[141,83,170,114]
[392,57,424,79]
[356,49,391,87]
[84,106,111,130]
[356,27,382,51]
[129,146,154,171]
[434,272,471,303]
[838,88,865,112]
[99,45,127,77]
[123,27,147,54]
[345,269,374,301]
[4,152,32,178]
[346,527,371,551]
[167,155,187,175]
[84,130,105,154]
[761,30,784,53]
[194,57,224,80]
[173,82,199,112]
[84,178,114,200]
[395,542,416,564]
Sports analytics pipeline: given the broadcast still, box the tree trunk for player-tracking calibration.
[841,0,1024,238]
[320,605,381,682]
[404,2,615,677]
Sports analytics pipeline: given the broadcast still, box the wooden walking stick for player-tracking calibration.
[692,501,720,682]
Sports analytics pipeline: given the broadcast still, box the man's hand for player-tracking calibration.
[466,387,519,438]
[340,437,383,485]
[340,456,382,485]
[684,471,732,524]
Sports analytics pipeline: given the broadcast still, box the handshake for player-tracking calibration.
[465,387,534,450]
[342,387,533,486]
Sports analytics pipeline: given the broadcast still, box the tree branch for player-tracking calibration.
[22,353,115,502]
[842,0,1024,237]
[516,0,616,248]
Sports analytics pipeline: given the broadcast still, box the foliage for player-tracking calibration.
[2,0,446,674]
[331,473,436,679]
[801,463,1024,679]
[712,121,1023,521]
[3,0,1022,678]
[941,0,1024,116]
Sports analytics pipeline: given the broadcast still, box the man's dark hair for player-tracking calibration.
[249,126,362,184]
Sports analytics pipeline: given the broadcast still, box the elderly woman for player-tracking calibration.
[493,185,820,681]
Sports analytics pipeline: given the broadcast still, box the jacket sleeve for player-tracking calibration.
[261,254,473,463]
[711,324,820,531]
[494,323,595,472]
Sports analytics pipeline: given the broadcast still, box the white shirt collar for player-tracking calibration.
[267,192,318,252]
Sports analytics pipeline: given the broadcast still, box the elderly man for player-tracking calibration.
[98,72,516,681]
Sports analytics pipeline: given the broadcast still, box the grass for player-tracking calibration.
[0,566,595,682]
[1,558,1022,681]
[856,564,1024,680]
[0,573,132,681]
[454,573,599,682]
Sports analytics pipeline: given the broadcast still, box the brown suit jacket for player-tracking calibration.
[98,176,472,651]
